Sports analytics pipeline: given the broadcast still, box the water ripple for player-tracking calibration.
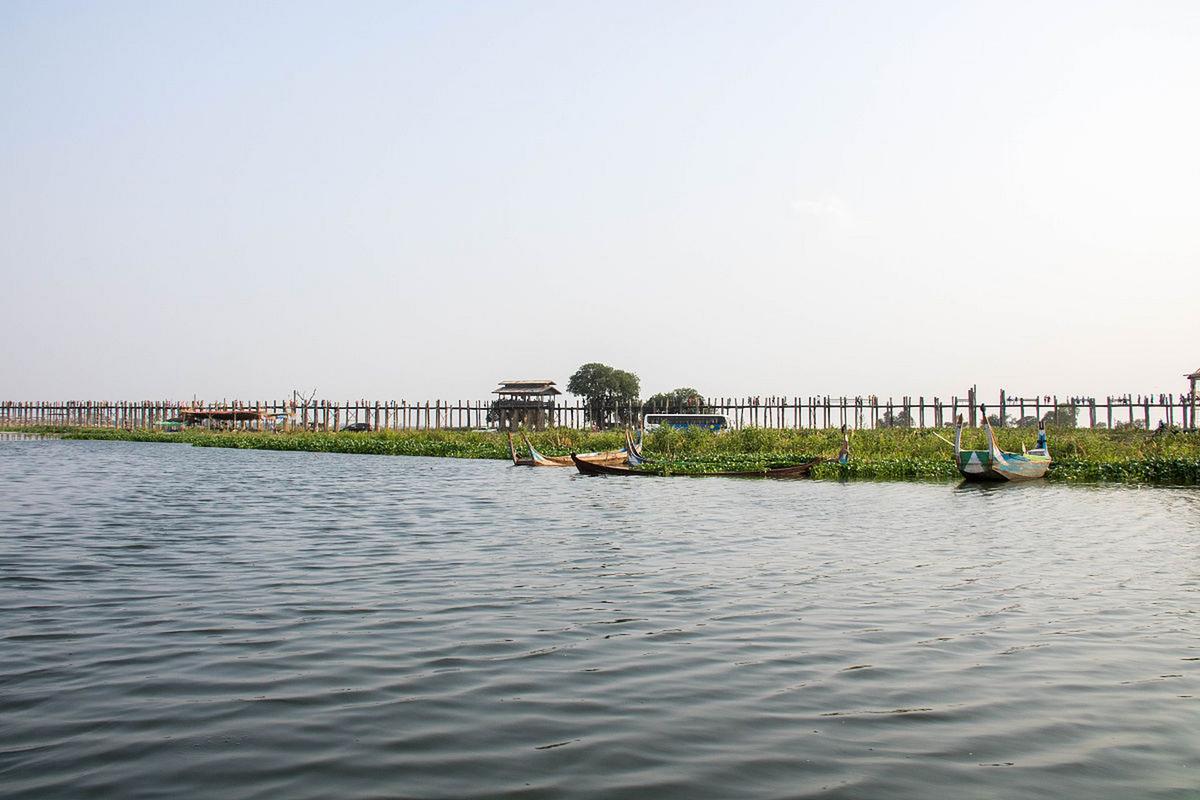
[0,439,1197,799]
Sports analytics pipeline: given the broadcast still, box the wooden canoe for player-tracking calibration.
[835,424,850,465]
[570,453,824,478]
[574,425,846,478]
[625,427,647,466]
[508,433,535,466]
[954,415,1050,481]
[518,432,628,467]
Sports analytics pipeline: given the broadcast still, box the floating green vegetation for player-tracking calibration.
[8,425,1200,485]
[638,426,1200,483]
[22,428,520,459]
[1046,457,1200,484]
[629,453,823,476]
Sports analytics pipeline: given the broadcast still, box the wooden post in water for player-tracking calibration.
[1189,372,1198,431]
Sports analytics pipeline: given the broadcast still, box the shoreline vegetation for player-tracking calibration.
[7,425,1200,484]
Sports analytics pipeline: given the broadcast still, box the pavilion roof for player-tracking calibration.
[493,380,561,396]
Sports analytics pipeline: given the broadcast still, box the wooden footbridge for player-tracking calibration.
[1,387,1196,431]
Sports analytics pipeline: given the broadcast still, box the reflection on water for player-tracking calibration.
[0,439,1197,799]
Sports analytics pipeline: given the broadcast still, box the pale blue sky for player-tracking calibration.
[2,1,1197,403]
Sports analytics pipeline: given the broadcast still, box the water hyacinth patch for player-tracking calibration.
[10,425,1200,485]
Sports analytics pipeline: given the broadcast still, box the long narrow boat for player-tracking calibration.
[514,432,629,467]
[574,426,847,478]
[625,427,647,466]
[570,453,824,478]
[954,415,1050,481]
[508,433,535,466]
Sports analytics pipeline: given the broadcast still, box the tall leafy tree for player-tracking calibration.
[1041,404,1078,428]
[567,363,641,428]
[643,387,706,414]
[878,408,914,428]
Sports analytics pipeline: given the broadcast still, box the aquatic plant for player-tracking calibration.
[11,425,1200,484]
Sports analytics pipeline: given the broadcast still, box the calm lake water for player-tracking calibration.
[1,439,1197,799]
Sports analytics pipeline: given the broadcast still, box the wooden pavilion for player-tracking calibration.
[178,406,269,429]
[492,380,560,431]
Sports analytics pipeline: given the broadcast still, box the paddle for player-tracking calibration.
[930,431,956,449]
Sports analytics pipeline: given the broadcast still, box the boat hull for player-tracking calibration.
[524,433,626,467]
[956,450,1050,481]
[534,451,628,467]
[955,416,1051,481]
[570,454,821,478]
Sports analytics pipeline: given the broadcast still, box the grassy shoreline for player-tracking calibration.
[8,425,1200,484]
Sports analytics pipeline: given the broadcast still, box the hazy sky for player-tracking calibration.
[2,1,1197,403]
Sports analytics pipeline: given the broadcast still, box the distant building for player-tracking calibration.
[492,380,561,431]
[177,405,269,429]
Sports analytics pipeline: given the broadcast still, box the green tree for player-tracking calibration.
[878,408,914,428]
[1041,404,1078,428]
[567,362,641,428]
[643,387,706,414]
